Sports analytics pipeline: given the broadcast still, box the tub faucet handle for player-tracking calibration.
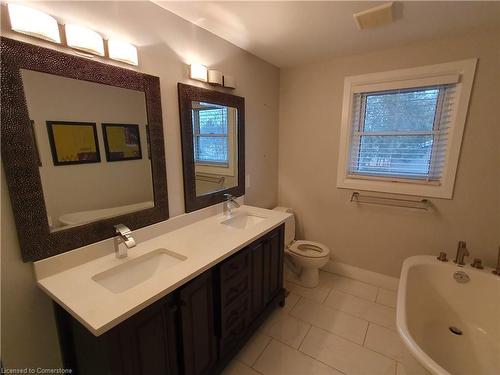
[437,252,448,262]
[471,258,483,269]
[493,246,500,276]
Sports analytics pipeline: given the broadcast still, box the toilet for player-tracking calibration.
[274,207,330,288]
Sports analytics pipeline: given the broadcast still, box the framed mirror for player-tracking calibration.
[178,83,245,212]
[1,37,169,261]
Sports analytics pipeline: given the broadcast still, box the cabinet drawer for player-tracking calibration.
[221,293,249,336]
[219,314,248,357]
[221,273,250,308]
[220,248,249,282]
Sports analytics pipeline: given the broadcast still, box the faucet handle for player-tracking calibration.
[437,252,448,262]
[115,223,132,235]
[224,193,234,200]
[471,258,483,269]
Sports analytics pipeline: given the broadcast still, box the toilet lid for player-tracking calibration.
[289,240,330,258]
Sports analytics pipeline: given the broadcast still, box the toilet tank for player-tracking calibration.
[273,207,295,246]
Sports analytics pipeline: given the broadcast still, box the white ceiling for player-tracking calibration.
[155,1,500,68]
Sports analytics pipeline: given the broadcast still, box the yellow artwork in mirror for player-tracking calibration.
[102,123,143,162]
[46,121,100,165]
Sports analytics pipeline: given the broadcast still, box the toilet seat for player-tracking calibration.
[288,240,330,259]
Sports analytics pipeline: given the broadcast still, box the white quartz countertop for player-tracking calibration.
[34,205,290,336]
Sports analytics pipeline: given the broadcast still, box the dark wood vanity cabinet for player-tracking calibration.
[180,270,218,375]
[117,295,180,375]
[54,294,180,375]
[55,224,285,375]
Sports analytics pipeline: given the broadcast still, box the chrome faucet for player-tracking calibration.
[114,224,136,259]
[223,194,240,217]
[454,241,469,266]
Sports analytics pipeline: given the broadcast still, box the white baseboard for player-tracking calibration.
[323,260,399,291]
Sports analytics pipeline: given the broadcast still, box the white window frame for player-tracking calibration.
[336,59,477,199]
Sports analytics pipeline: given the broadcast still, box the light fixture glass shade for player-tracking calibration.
[208,70,223,86]
[7,4,61,43]
[223,75,236,89]
[190,64,208,82]
[65,24,104,56]
[108,39,138,65]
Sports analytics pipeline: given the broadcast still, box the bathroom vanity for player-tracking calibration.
[34,206,288,375]
[2,36,285,374]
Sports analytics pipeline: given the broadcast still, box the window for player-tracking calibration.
[337,59,477,198]
[192,103,228,165]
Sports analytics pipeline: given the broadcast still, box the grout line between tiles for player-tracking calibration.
[362,322,370,346]
[286,292,301,311]
[316,292,398,332]
[276,335,348,375]
[297,324,312,350]
[248,333,272,368]
[250,335,273,370]
[258,301,399,374]
[308,325,399,372]
[234,359,264,375]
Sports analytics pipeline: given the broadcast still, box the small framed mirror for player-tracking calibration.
[1,37,169,261]
[178,83,245,212]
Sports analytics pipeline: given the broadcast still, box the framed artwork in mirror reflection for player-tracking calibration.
[102,123,142,162]
[46,121,100,166]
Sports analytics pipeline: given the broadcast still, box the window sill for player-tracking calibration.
[337,176,453,199]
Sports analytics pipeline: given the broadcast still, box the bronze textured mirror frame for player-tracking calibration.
[1,37,169,262]
[178,83,245,212]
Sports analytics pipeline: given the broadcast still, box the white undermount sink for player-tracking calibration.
[92,248,187,293]
[221,213,266,230]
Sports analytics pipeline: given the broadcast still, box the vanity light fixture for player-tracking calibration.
[7,3,61,43]
[65,24,104,56]
[223,75,236,89]
[208,70,223,86]
[108,39,138,66]
[190,64,208,82]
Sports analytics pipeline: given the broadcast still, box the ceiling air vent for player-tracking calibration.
[354,2,395,30]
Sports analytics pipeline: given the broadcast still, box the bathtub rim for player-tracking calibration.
[396,255,498,375]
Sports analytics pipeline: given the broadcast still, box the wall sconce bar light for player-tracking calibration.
[65,24,104,56]
[223,75,236,89]
[190,64,208,82]
[208,70,223,86]
[108,39,138,66]
[7,3,61,43]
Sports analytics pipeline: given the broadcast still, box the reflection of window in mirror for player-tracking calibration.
[191,101,238,196]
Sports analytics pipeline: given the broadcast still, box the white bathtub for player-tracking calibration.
[397,255,500,375]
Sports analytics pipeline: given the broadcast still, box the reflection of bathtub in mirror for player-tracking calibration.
[57,201,154,228]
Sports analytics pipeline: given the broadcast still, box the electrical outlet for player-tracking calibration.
[245,174,251,188]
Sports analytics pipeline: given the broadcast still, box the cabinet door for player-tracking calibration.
[250,225,284,320]
[266,227,283,300]
[250,239,265,320]
[180,270,218,375]
[117,295,179,375]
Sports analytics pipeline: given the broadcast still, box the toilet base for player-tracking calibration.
[299,267,320,288]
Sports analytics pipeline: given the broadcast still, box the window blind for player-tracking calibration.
[348,84,457,182]
[193,106,229,164]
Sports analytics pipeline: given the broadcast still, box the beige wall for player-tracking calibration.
[1,1,279,367]
[279,30,500,278]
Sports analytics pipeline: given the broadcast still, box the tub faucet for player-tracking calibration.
[114,224,136,259]
[223,194,240,217]
[454,241,469,266]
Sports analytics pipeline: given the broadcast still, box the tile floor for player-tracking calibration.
[222,270,431,375]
